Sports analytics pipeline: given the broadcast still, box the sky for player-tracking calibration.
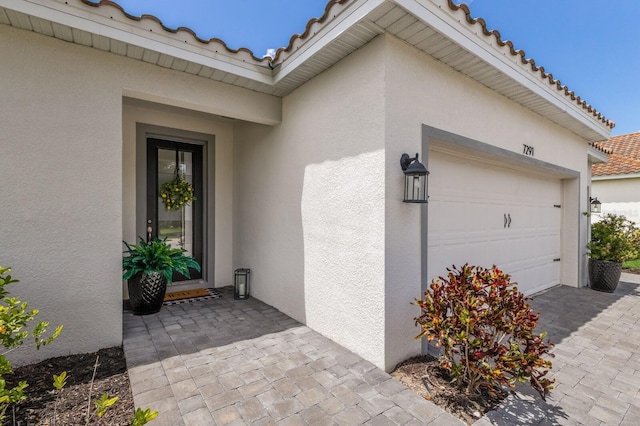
[114,0,639,136]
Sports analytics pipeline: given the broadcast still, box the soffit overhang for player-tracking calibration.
[0,0,612,141]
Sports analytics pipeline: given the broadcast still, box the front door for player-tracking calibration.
[147,138,203,281]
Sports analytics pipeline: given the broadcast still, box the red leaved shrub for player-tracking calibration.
[415,264,554,399]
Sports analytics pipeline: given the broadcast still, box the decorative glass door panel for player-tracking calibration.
[147,139,203,281]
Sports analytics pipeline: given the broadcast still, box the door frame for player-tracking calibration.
[147,138,204,280]
[136,123,215,286]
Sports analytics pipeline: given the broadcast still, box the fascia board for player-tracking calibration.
[273,0,386,85]
[392,0,610,140]
[587,146,608,164]
[592,173,640,181]
[3,0,273,85]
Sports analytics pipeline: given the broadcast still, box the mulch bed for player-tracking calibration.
[4,346,134,426]
[390,355,507,425]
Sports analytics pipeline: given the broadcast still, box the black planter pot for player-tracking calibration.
[588,258,622,293]
[128,271,168,315]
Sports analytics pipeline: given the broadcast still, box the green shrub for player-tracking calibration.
[589,214,639,263]
[0,265,63,421]
[415,264,554,399]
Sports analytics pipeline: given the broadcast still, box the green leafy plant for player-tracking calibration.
[160,175,196,211]
[588,214,639,263]
[0,266,63,422]
[415,264,554,399]
[52,371,68,422]
[95,394,119,418]
[122,237,201,283]
[52,366,157,425]
[131,407,159,426]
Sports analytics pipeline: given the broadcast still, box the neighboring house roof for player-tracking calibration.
[592,132,640,176]
[0,0,613,140]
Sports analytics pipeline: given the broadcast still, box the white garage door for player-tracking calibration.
[427,149,562,295]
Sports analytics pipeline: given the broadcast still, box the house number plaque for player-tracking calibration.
[522,144,534,156]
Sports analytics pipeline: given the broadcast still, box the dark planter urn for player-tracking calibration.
[588,258,622,293]
[128,271,168,315]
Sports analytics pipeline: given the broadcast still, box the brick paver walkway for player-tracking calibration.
[123,275,640,425]
[474,273,640,425]
[123,287,462,425]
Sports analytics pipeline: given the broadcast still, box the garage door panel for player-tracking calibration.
[428,150,562,295]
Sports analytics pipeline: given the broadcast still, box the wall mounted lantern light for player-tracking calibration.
[234,268,251,300]
[400,153,429,203]
[590,197,602,214]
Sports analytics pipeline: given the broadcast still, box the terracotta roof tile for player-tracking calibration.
[78,0,614,129]
[445,0,614,130]
[592,132,640,176]
[80,0,347,63]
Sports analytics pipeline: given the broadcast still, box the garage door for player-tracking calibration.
[427,149,562,295]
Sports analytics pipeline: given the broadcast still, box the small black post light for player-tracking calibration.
[234,268,250,300]
[400,153,429,203]
[590,197,602,214]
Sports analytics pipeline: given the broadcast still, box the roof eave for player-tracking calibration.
[390,0,611,142]
[0,0,274,85]
[1,0,614,142]
[588,146,608,164]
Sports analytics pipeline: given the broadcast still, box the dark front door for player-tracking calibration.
[147,138,203,281]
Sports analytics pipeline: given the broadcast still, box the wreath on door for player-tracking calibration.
[160,175,196,211]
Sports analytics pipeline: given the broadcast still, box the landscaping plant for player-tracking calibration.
[414,264,554,400]
[123,237,200,283]
[0,265,63,422]
[588,213,639,262]
[52,358,158,425]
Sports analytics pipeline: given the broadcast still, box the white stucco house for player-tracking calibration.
[592,132,640,224]
[0,0,614,371]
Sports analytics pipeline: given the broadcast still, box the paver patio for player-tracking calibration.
[123,274,640,425]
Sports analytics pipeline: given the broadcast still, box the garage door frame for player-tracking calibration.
[420,124,581,316]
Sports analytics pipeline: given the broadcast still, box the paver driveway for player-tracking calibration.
[123,275,640,425]
[474,273,640,426]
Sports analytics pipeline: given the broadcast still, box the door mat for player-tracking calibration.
[163,288,222,305]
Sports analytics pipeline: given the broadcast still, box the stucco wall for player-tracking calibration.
[0,24,279,364]
[382,34,590,370]
[234,33,593,372]
[0,25,123,364]
[234,36,387,368]
[592,178,640,225]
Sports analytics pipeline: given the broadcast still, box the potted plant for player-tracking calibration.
[123,237,201,315]
[588,213,638,292]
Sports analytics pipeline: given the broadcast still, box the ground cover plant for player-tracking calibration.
[623,258,640,270]
[414,264,554,401]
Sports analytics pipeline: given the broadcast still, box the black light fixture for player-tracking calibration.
[590,197,602,214]
[234,268,250,300]
[400,153,429,203]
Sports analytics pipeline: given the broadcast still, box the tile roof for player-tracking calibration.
[592,132,640,176]
[80,0,348,64]
[77,0,612,129]
[446,1,614,130]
